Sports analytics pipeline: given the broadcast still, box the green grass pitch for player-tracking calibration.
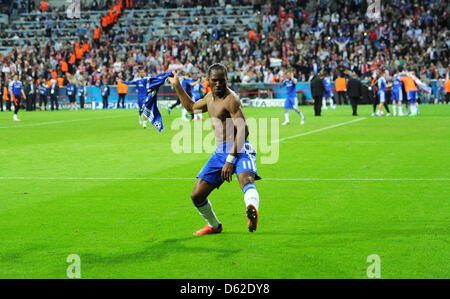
[0,104,449,279]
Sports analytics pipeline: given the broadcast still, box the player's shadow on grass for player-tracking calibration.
[146,236,242,259]
[83,236,241,265]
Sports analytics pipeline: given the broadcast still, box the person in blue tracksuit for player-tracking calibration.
[100,80,110,110]
[122,69,152,128]
[66,79,77,111]
[9,74,27,121]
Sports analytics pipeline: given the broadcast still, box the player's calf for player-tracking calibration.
[242,182,259,232]
[191,192,222,234]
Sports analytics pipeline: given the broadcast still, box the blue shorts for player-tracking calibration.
[323,90,333,98]
[284,96,298,110]
[407,90,418,102]
[378,91,386,103]
[197,141,262,188]
[391,89,403,102]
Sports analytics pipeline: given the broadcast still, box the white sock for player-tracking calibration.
[284,111,289,122]
[410,103,417,114]
[243,183,259,212]
[322,99,326,107]
[416,102,419,113]
[392,104,397,116]
[398,104,403,115]
[329,99,334,106]
[182,108,187,119]
[196,199,220,229]
[298,110,304,120]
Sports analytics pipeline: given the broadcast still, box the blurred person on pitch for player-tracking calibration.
[49,79,60,111]
[5,78,12,111]
[9,74,27,121]
[168,72,195,121]
[310,70,325,116]
[77,78,87,109]
[190,75,205,121]
[280,69,305,125]
[376,71,391,116]
[445,77,450,104]
[116,75,128,109]
[39,78,48,110]
[322,69,336,110]
[101,80,110,110]
[346,72,363,116]
[66,77,77,111]
[24,77,37,111]
[335,72,348,106]
[0,76,6,112]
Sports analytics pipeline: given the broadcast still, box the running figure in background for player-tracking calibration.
[280,70,305,125]
[322,70,336,110]
[122,69,151,128]
[190,76,205,121]
[9,74,26,121]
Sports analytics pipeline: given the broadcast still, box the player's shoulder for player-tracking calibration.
[225,89,240,103]
[224,89,242,110]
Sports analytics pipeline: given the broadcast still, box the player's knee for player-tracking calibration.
[190,190,206,206]
[239,174,255,189]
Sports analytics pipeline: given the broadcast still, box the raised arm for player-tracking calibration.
[122,78,139,85]
[168,72,207,114]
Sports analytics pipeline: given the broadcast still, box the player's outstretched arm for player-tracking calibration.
[168,72,207,114]
[122,79,138,85]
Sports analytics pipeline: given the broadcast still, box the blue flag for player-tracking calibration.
[142,72,173,132]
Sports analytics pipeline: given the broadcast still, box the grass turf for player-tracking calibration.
[0,104,449,278]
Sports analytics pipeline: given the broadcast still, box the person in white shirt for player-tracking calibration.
[263,69,274,84]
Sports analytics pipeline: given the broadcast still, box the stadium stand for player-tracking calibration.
[0,0,449,107]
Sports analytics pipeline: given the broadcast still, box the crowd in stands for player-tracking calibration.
[0,0,449,101]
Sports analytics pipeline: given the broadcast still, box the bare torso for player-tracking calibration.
[204,89,240,145]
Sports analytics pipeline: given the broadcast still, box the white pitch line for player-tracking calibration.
[273,117,367,143]
[0,177,448,182]
[0,114,133,129]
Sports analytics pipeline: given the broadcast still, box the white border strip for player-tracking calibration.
[274,117,367,143]
[0,177,448,181]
